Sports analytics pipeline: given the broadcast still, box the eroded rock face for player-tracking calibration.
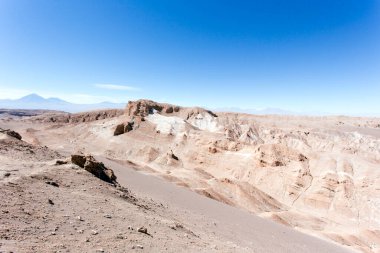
[125,99,217,121]
[125,99,178,117]
[0,128,22,140]
[255,144,307,167]
[118,100,220,136]
[71,154,87,167]
[225,123,262,145]
[71,154,117,184]
[113,121,135,136]
[115,99,186,136]
[210,139,242,152]
[29,109,124,123]
[114,123,125,136]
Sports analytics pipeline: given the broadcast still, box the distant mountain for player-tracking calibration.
[0,94,125,113]
[213,107,297,115]
[214,107,380,117]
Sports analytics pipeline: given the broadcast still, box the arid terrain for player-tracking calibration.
[1,99,380,252]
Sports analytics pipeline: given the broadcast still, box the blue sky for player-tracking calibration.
[0,0,379,114]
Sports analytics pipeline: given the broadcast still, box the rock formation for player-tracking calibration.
[71,153,117,184]
[29,109,123,123]
[0,128,22,140]
[113,121,135,136]
[125,99,180,117]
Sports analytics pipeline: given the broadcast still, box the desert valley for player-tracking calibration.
[1,99,379,252]
[2,1,379,252]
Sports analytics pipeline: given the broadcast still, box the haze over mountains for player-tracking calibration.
[1,94,379,118]
[1,94,297,115]
[0,94,367,116]
[0,94,125,113]
[213,107,297,116]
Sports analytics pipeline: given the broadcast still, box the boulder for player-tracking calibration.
[137,226,148,234]
[124,121,134,132]
[6,130,22,140]
[165,106,174,113]
[114,123,125,136]
[169,150,179,161]
[208,146,217,154]
[298,153,308,162]
[0,128,22,140]
[71,154,87,167]
[71,154,117,184]
[114,121,135,136]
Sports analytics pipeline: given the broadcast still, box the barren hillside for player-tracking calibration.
[2,100,379,252]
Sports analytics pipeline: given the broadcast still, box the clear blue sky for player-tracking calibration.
[0,0,379,114]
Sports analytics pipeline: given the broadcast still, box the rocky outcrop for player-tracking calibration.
[184,107,217,120]
[71,153,87,167]
[125,99,217,120]
[125,99,180,118]
[156,150,182,167]
[0,128,22,140]
[210,139,242,152]
[71,154,117,184]
[256,144,308,167]
[30,109,123,123]
[114,123,125,136]
[225,123,262,145]
[70,110,123,123]
[124,101,221,137]
[119,100,220,136]
[113,121,135,136]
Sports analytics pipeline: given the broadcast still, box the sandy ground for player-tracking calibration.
[1,101,379,252]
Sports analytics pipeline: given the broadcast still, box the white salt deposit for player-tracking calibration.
[146,111,222,134]
[146,113,186,135]
[189,113,223,133]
